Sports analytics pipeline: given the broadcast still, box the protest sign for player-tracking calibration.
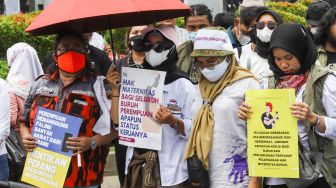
[22,107,82,188]
[246,89,299,178]
[119,67,166,150]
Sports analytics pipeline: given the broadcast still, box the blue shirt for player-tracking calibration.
[227,26,242,49]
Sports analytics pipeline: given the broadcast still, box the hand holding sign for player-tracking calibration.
[106,64,120,92]
[66,137,91,155]
[290,102,316,123]
[155,105,176,125]
[22,133,37,152]
[237,102,253,120]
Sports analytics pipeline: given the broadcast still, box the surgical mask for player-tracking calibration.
[237,31,251,45]
[200,59,229,82]
[310,27,318,35]
[57,51,86,73]
[188,31,197,41]
[145,48,170,67]
[256,28,273,43]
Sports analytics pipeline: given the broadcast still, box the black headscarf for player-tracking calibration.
[254,10,283,58]
[142,29,189,85]
[269,23,317,79]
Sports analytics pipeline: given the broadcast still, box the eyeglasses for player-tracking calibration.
[144,41,174,53]
[256,22,277,30]
[195,57,225,70]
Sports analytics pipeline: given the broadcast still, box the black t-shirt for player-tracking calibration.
[326,51,336,65]
[43,45,112,76]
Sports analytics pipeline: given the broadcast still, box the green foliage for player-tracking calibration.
[103,27,129,55]
[176,17,185,28]
[266,0,313,27]
[0,60,8,79]
[0,12,55,60]
[299,0,313,7]
[272,9,308,26]
[267,2,308,18]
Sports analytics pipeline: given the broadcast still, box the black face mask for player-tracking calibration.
[129,35,147,52]
[328,35,336,48]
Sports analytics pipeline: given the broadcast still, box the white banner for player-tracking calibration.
[119,67,166,150]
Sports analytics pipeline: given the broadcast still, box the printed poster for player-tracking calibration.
[246,89,299,178]
[22,107,82,188]
[119,67,166,150]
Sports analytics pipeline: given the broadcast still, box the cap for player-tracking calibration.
[190,27,234,57]
[306,1,331,26]
[142,25,178,46]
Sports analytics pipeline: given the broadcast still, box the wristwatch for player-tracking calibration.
[90,137,97,150]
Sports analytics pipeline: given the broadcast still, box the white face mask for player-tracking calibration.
[188,31,197,41]
[145,48,171,67]
[310,27,318,35]
[237,31,251,45]
[200,59,229,82]
[257,27,273,43]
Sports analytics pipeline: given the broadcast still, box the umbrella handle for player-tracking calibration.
[109,29,117,64]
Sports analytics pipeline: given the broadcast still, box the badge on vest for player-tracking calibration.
[36,87,58,96]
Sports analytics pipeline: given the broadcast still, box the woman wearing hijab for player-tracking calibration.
[121,25,196,187]
[114,25,149,187]
[237,10,283,89]
[6,43,44,141]
[185,27,260,188]
[238,24,336,188]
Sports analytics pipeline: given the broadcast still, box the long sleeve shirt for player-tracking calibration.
[0,79,10,155]
[125,78,196,186]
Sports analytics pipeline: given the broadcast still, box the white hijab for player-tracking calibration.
[6,42,44,99]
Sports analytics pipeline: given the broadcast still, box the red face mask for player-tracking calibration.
[57,51,86,73]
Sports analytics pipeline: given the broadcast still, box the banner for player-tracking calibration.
[119,67,166,150]
[22,107,82,188]
[246,89,299,178]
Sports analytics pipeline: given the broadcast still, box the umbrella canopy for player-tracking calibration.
[25,0,191,36]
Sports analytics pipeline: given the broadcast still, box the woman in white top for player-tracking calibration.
[121,25,196,187]
[0,78,10,181]
[236,9,283,89]
[238,24,336,188]
[185,27,260,188]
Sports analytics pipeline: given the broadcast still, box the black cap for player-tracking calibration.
[306,1,331,26]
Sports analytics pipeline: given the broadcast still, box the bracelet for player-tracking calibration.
[112,95,120,97]
[314,115,320,128]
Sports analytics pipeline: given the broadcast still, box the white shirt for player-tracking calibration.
[265,74,336,185]
[234,43,273,89]
[0,79,10,155]
[191,78,260,188]
[125,78,196,186]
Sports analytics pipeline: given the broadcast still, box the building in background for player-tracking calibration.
[0,0,52,15]
[183,0,242,16]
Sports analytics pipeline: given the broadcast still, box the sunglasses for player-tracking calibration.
[144,41,174,53]
[256,22,277,30]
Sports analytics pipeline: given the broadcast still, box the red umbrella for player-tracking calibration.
[25,0,191,36]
